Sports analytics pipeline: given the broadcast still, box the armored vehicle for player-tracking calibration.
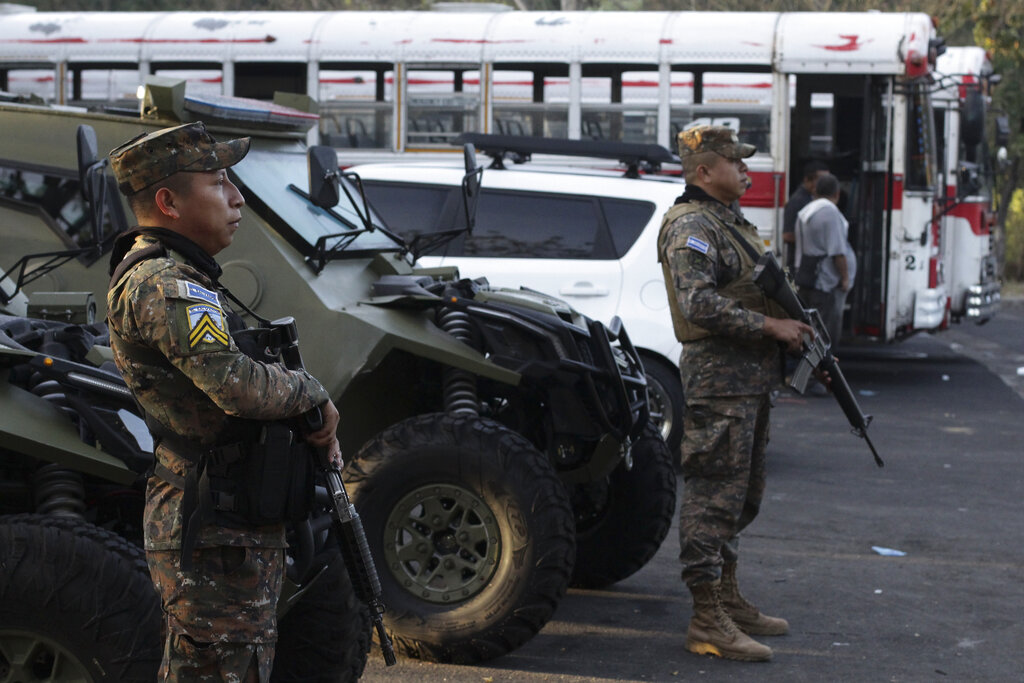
[0,81,676,665]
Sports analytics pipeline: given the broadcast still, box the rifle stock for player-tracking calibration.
[752,254,884,468]
[271,317,397,666]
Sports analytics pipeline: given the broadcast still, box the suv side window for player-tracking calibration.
[600,198,655,258]
[361,181,455,248]
[465,190,605,259]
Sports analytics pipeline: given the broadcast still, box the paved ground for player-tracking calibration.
[361,301,1024,682]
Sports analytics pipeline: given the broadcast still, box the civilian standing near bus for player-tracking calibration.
[657,125,813,662]
[782,160,830,271]
[794,172,855,350]
[106,122,342,681]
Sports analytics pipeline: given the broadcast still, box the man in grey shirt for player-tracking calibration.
[794,173,856,349]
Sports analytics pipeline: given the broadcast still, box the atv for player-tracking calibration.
[0,79,676,665]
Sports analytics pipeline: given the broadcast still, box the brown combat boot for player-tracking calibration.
[720,562,789,636]
[686,580,773,662]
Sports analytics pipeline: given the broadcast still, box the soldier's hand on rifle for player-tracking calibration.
[763,316,814,354]
[307,399,343,468]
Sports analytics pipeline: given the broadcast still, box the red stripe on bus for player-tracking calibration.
[738,171,784,209]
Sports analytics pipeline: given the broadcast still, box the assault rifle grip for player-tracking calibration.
[751,254,884,468]
[270,317,397,666]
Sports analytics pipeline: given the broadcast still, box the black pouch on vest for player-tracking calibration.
[231,422,314,526]
[794,254,824,290]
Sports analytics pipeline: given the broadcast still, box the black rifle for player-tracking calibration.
[752,252,884,468]
[270,316,397,666]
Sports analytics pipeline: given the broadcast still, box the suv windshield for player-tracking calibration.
[232,148,401,255]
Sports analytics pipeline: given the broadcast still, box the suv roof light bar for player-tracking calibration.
[454,133,678,178]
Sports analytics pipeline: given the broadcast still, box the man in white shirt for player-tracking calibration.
[794,173,856,350]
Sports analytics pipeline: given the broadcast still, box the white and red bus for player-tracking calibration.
[3,8,991,340]
[932,46,1002,323]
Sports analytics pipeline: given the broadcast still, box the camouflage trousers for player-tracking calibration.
[678,393,770,587]
[148,545,284,682]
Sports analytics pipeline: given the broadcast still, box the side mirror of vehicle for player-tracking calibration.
[460,143,483,235]
[308,145,340,209]
[960,86,985,148]
[995,114,1010,148]
[957,161,982,198]
[76,125,108,245]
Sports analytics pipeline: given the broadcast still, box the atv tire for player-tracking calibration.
[0,515,162,682]
[345,413,575,664]
[569,422,677,588]
[272,545,371,682]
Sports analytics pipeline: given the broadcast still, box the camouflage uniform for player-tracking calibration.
[106,123,330,681]
[658,127,785,589]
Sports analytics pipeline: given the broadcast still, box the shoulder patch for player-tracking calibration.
[174,280,221,307]
[685,235,710,255]
[186,303,230,349]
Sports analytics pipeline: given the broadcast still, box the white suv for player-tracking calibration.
[349,137,686,452]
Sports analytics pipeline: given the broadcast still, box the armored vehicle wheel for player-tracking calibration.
[345,413,575,664]
[569,422,677,589]
[272,545,371,683]
[0,515,162,682]
[643,357,685,457]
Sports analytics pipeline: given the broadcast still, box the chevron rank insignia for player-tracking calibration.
[186,303,229,349]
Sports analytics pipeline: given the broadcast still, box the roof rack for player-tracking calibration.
[453,133,678,178]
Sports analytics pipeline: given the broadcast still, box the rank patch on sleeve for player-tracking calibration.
[186,303,229,348]
[685,236,710,254]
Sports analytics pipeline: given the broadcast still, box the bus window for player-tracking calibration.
[67,64,139,107]
[152,65,222,98]
[319,66,393,149]
[404,66,480,148]
[580,65,658,143]
[671,106,771,155]
[905,84,938,191]
[235,62,305,101]
[492,66,569,139]
[3,68,57,102]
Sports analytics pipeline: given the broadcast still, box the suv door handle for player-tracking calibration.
[559,282,610,297]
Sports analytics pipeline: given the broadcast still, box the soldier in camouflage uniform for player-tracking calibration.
[106,122,343,681]
[657,125,813,662]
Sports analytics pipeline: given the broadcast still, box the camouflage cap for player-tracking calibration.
[109,121,250,196]
[677,125,756,160]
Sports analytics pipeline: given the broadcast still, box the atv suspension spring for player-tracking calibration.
[33,463,86,518]
[29,373,75,418]
[437,306,479,415]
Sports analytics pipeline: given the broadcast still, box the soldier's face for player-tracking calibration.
[701,154,750,205]
[174,170,245,256]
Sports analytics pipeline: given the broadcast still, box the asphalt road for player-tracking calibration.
[361,301,1024,682]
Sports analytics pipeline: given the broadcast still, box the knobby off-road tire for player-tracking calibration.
[0,515,163,682]
[570,422,677,589]
[345,413,576,664]
[272,545,372,683]
[642,356,685,457]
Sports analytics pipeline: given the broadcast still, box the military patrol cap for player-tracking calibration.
[677,125,756,160]
[109,121,250,196]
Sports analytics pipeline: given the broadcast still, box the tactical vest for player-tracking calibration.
[108,243,315,567]
[657,201,788,343]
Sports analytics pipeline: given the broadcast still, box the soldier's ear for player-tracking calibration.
[154,186,180,219]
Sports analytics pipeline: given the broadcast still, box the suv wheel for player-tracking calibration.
[0,516,162,682]
[642,357,685,456]
[569,422,677,588]
[345,413,575,664]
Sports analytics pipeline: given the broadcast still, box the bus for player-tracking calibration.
[932,46,1002,323]
[3,8,995,341]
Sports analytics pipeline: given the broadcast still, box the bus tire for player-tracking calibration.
[345,413,575,664]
